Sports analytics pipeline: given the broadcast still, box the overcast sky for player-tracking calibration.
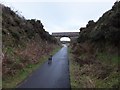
[0,0,116,41]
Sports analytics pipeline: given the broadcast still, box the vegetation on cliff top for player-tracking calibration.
[78,1,120,48]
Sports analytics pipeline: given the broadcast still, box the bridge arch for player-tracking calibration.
[60,37,71,41]
[52,32,79,43]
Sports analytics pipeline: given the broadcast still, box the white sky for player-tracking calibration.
[0,0,116,41]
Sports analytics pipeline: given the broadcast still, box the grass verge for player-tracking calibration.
[69,47,120,88]
[69,48,82,88]
[2,46,61,88]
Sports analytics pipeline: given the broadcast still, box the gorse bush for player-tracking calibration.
[2,4,57,47]
[78,1,120,47]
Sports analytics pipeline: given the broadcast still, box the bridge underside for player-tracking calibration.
[54,36,78,44]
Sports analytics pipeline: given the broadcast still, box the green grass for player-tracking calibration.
[2,46,61,88]
[96,51,119,88]
[94,71,120,88]
[69,59,81,88]
[69,47,120,88]
[97,52,120,64]
[68,47,81,88]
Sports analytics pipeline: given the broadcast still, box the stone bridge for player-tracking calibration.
[52,32,79,43]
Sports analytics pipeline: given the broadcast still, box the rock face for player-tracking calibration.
[78,1,120,47]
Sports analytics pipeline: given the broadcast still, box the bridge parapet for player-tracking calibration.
[52,32,79,37]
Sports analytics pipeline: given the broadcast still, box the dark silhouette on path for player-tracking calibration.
[18,45,70,88]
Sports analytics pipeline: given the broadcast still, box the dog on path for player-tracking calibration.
[48,55,52,64]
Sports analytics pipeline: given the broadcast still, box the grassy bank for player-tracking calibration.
[69,48,82,88]
[2,46,61,88]
[69,47,119,88]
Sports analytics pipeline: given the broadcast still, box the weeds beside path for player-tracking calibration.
[69,45,119,88]
[2,46,61,88]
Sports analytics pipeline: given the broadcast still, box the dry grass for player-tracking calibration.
[2,39,60,88]
[69,42,119,88]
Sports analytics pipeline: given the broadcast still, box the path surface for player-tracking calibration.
[18,45,70,88]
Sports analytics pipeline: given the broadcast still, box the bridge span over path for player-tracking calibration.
[52,32,79,43]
